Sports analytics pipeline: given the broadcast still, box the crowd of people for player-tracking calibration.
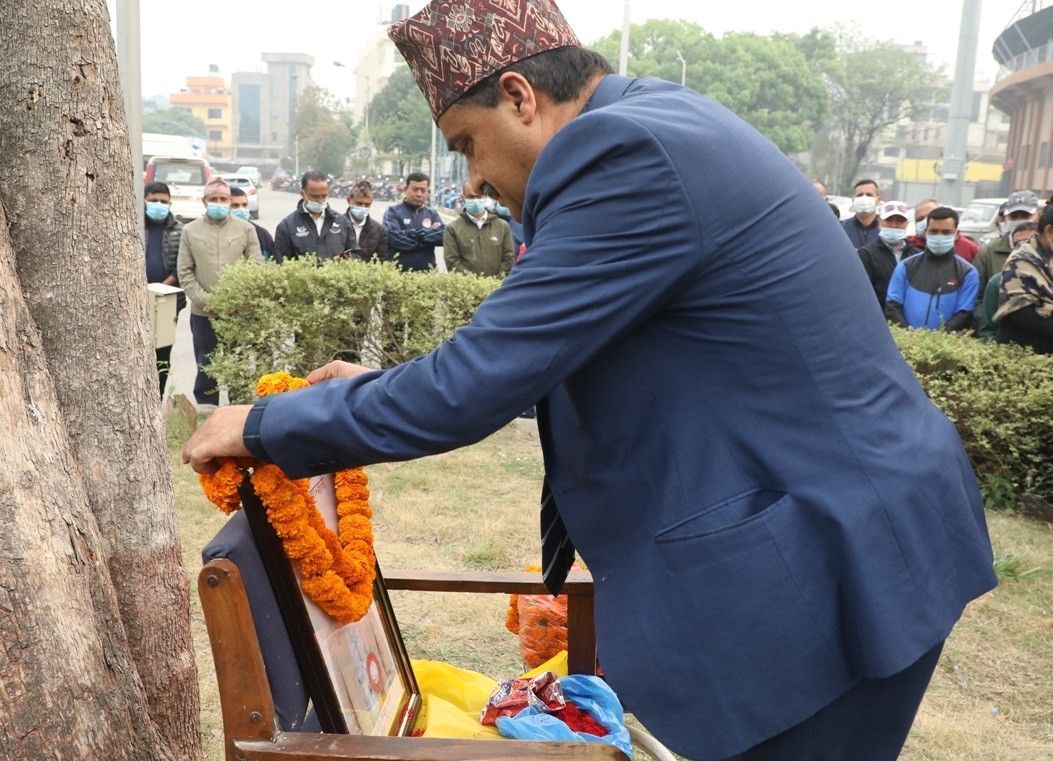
[838,180,1053,353]
[143,169,522,408]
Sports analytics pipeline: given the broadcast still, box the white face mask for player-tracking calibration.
[851,196,877,215]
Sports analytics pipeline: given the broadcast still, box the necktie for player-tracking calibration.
[540,477,575,595]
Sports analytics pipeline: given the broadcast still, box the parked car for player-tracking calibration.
[237,166,262,187]
[270,169,291,190]
[958,197,1007,245]
[221,174,259,218]
[145,156,211,221]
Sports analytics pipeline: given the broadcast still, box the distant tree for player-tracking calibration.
[820,28,935,192]
[368,66,433,174]
[591,21,828,155]
[291,86,356,176]
[142,107,205,136]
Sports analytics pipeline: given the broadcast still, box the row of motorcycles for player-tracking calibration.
[270,171,397,201]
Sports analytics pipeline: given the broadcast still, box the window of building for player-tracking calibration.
[208,108,222,119]
[238,84,261,143]
[883,147,899,158]
[272,131,279,141]
[209,130,223,141]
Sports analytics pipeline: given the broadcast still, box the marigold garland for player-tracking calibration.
[197,371,376,624]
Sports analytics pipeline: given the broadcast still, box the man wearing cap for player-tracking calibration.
[885,206,979,332]
[973,190,1041,320]
[444,180,515,277]
[382,171,445,271]
[344,179,389,261]
[176,177,262,411]
[182,2,995,759]
[907,197,978,262]
[857,200,921,310]
[841,178,882,248]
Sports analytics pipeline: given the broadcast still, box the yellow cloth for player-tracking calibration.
[410,651,569,739]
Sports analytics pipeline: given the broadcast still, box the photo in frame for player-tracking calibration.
[239,473,421,736]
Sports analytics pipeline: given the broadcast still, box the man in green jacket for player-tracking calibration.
[443,180,515,277]
[973,191,1040,320]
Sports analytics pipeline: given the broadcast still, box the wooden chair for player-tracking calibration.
[199,500,631,761]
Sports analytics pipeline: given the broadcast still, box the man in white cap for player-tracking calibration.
[857,200,921,309]
[183,2,995,758]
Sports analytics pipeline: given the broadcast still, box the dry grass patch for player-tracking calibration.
[171,408,1053,761]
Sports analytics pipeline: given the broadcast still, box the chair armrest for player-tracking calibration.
[383,570,597,676]
[236,731,627,760]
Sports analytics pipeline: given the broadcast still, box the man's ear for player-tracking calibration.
[498,71,537,123]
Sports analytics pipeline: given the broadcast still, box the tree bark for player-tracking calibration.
[0,1,201,758]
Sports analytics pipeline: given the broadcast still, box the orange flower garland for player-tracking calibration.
[198,371,376,624]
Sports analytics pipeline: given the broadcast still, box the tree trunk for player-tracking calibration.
[0,2,201,758]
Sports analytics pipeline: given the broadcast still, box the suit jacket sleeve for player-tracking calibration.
[249,110,702,475]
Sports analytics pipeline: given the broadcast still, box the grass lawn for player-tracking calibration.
[171,411,1053,761]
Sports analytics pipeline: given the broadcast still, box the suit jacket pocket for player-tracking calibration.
[654,488,789,542]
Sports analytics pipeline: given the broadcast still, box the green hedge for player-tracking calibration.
[206,262,1053,505]
[891,326,1053,505]
[206,258,499,403]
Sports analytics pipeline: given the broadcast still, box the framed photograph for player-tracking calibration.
[240,474,421,736]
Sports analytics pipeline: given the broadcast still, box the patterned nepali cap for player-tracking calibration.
[348,179,373,197]
[388,0,580,121]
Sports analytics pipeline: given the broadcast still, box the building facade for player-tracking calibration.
[231,53,315,168]
[169,75,232,160]
[990,1,1053,196]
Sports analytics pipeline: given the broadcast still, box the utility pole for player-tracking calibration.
[941,0,982,206]
[676,50,686,87]
[619,0,630,76]
[115,0,143,227]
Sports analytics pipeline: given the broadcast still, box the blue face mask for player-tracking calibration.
[349,205,369,221]
[926,234,956,256]
[494,202,509,217]
[915,219,927,237]
[206,202,229,221]
[230,208,251,221]
[464,199,487,216]
[305,200,327,215]
[145,201,170,222]
[878,227,907,246]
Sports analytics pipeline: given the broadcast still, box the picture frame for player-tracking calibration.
[239,474,421,736]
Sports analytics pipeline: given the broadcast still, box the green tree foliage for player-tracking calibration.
[368,65,434,171]
[142,106,205,136]
[590,21,828,155]
[820,28,935,191]
[291,86,356,176]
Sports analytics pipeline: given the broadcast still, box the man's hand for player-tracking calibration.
[306,360,373,385]
[182,405,253,474]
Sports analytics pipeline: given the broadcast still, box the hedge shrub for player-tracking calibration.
[205,262,1053,504]
[891,326,1053,504]
[206,257,499,403]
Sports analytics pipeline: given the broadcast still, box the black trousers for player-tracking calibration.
[726,642,944,761]
[189,313,219,406]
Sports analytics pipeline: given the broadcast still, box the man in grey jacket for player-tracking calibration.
[177,177,262,411]
[144,181,184,396]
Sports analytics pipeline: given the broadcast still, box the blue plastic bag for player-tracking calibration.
[495,674,632,757]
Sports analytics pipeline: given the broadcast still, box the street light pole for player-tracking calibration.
[115,0,143,227]
[618,0,630,76]
[676,50,686,87]
[294,135,299,176]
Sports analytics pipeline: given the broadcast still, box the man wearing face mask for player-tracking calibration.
[230,187,274,260]
[488,195,525,251]
[885,207,978,332]
[344,179,389,261]
[907,197,978,262]
[177,177,263,411]
[857,201,920,310]
[443,180,516,276]
[273,170,356,263]
[144,181,185,396]
[841,179,881,248]
[973,191,1041,320]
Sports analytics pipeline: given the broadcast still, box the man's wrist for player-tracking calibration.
[243,395,275,462]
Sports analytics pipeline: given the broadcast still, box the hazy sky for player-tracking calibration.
[112,0,1022,102]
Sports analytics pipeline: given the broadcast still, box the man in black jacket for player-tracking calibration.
[273,171,356,263]
[344,179,389,261]
[144,181,184,396]
[857,200,920,310]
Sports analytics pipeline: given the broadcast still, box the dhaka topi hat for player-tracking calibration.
[388,0,581,121]
[348,179,374,197]
[202,177,230,198]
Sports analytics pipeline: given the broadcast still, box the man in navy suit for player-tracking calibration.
[184,1,996,758]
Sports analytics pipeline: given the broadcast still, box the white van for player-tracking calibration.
[145,156,212,221]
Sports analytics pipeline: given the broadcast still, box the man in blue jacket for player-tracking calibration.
[183,2,996,759]
[382,171,445,271]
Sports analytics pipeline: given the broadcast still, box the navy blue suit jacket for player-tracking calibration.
[245,76,995,760]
